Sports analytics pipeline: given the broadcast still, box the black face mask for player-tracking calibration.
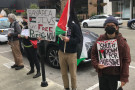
[105,26,116,35]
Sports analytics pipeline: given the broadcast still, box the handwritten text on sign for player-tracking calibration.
[97,39,120,66]
[27,9,56,41]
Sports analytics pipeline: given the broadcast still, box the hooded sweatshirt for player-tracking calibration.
[91,33,131,83]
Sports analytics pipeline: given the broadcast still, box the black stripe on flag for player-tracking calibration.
[29,17,36,23]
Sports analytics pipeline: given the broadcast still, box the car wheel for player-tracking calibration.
[83,23,88,28]
[130,22,135,30]
[47,47,60,68]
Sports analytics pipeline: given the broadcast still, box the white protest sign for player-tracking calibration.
[27,9,56,41]
[21,29,29,36]
[97,39,120,66]
[8,28,14,34]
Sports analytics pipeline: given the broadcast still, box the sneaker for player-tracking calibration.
[33,73,41,78]
[15,65,24,70]
[27,70,34,75]
[11,64,18,68]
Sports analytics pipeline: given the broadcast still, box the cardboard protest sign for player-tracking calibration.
[21,29,29,36]
[97,39,120,66]
[27,9,56,41]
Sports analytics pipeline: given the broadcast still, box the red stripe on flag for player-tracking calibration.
[57,0,71,31]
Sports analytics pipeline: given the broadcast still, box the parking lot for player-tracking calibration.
[0,24,135,90]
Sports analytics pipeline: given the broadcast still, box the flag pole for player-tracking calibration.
[64,0,71,53]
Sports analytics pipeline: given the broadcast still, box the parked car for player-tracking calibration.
[81,15,123,28]
[0,17,10,42]
[127,19,135,30]
[20,29,99,68]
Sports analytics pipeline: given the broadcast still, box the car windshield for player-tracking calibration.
[0,18,10,29]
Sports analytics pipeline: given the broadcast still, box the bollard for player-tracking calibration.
[38,40,48,87]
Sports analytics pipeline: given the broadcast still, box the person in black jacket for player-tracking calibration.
[58,16,82,90]
[18,16,41,78]
[8,13,24,70]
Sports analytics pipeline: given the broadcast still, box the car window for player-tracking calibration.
[0,18,10,29]
[98,16,107,19]
[90,16,99,19]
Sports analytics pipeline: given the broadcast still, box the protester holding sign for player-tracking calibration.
[91,16,131,90]
[18,16,41,78]
[8,13,24,70]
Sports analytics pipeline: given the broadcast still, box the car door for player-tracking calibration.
[97,16,107,27]
[87,16,100,27]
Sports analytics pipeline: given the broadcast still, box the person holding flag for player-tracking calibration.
[56,0,82,90]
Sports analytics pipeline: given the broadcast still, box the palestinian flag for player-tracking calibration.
[29,17,36,23]
[55,0,71,36]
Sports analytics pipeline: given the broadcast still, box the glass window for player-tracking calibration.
[90,16,99,19]
[112,0,130,19]
[98,16,107,19]
[133,0,135,18]
[122,0,130,18]
[0,19,10,29]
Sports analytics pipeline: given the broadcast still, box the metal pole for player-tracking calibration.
[130,0,133,19]
[38,40,48,87]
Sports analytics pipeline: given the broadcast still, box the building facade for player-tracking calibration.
[0,0,38,11]
[105,0,135,19]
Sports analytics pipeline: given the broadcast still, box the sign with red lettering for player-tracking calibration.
[97,39,120,66]
[27,9,56,41]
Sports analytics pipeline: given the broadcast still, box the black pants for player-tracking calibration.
[24,47,40,73]
[99,75,123,90]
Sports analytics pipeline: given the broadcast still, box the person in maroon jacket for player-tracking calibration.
[91,16,131,90]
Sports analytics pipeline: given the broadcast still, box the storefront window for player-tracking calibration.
[112,1,122,17]
[112,0,130,19]
[122,0,130,19]
[133,0,135,18]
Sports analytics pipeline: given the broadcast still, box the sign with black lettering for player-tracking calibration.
[97,39,120,66]
[27,9,56,41]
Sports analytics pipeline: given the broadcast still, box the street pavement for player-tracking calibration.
[0,55,63,90]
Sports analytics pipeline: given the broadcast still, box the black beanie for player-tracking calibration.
[104,16,118,26]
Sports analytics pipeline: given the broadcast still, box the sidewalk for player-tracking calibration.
[122,20,128,27]
[0,55,63,90]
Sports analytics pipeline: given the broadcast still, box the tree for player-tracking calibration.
[29,3,39,9]
[21,3,39,17]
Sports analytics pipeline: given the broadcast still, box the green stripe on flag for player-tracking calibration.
[55,26,66,36]
[77,58,85,66]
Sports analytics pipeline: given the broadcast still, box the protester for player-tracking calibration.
[18,16,41,78]
[58,17,82,90]
[8,13,24,70]
[91,16,131,90]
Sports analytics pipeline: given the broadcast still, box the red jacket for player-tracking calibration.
[91,33,131,82]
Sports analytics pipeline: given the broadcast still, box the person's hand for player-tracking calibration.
[24,36,28,39]
[98,64,107,69]
[62,36,70,42]
[18,34,21,38]
[8,33,11,36]
[121,81,126,87]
